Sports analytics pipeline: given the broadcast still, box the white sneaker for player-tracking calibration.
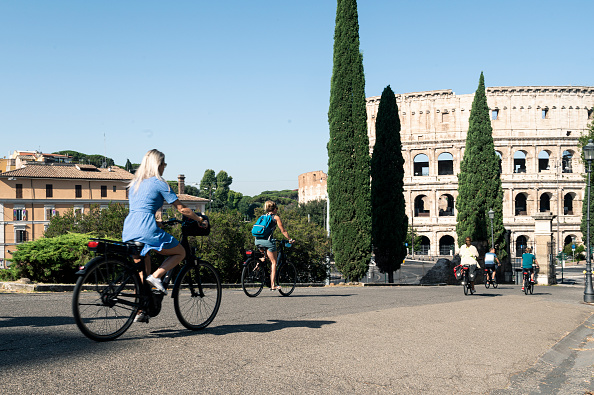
[134,312,149,323]
[146,275,167,295]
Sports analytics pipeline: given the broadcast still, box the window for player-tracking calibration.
[542,108,549,119]
[45,206,56,221]
[113,186,116,192]
[562,151,573,173]
[74,206,84,216]
[13,207,26,221]
[514,151,527,173]
[16,184,23,199]
[413,154,430,176]
[538,151,550,172]
[75,185,82,198]
[101,185,107,198]
[441,112,449,123]
[437,152,454,175]
[16,229,28,243]
[46,184,53,198]
[491,109,499,120]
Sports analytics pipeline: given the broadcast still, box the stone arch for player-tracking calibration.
[438,194,455,216]
[562,150,574,173]
[515,192,528,216]
[564,192,575,215]
[539,192,552,212]
[495,151,502,174]
[564,234,577,247]
[418,235,431,255]
[414,195,430,217]
[437,152,454,175]
[538,150,552,172]
[414,154,429,176]
[439,235,456,255]
[515,235,529,257]
[513,150,527,173]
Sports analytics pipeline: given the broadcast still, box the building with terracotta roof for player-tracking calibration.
[0,164,208,267]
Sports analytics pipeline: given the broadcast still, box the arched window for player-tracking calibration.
[419,236,431,255]
[437,152,454,175]
[439,235,455,255]
[562,150,573,173]
[414,195,430,217]
[564,193,574,215]
[540,193,551,212]
[496,151,502,174]
[538,150,550,172]
[514,151,527,173]
[564,235,576,247]
[516,235,528,257]
[515,193,527,216]
[414,154,429,176]
[438,194,455,216]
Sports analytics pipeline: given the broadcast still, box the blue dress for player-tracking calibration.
[122,177,180,256]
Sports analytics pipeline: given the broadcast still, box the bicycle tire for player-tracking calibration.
[524,278,529,295]
[173,260,222,330]
[463,279,469,295]
[72,258,140,342]
[529,282,534,295]
[484,274,490,289]
[277,261,296,296]
[241,258,265,297]
[492,278,498,289]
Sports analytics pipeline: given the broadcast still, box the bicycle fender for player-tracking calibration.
[75,256,106,276]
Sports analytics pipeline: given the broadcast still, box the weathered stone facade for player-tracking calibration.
[298,170,327,204]
[302,86,594,258]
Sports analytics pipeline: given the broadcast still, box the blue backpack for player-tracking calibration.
[251,214,275,238]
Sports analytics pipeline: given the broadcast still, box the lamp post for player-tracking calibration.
[488,209,495,248]
[584,139,594,303]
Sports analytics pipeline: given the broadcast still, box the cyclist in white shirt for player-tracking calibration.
[459,236,480,292]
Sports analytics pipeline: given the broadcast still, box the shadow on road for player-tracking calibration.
[0,315,74,328]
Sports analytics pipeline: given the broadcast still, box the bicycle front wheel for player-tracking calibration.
[173,260,222,330]
[241,258,265,297]
[277,261,296,296]
[72,259,140,342]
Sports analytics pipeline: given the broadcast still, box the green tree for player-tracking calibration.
[44,203,128,239]
[125,159,134,173]
[406,226,423,254]
[371,85,407,282]
[327,0,372,281]
[200,169,217,209]
[579,122,594,248]
[456,73,507,262]
[297,199,327,229]
[213,171,233,210]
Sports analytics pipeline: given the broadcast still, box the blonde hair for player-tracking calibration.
[129,149,166,193]
[264,200,277,213]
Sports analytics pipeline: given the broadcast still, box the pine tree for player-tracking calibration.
[456,73,507,261]
[371,85,407,282]
[327,0,371,281]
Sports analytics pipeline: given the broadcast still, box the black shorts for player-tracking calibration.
[522,267,534,274]
[485,264,496,271]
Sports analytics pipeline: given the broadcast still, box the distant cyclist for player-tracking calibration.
[459,236,480,292]
[484,248,500,283]
[521,247,538,291]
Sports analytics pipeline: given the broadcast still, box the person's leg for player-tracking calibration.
[268,249,278,289]
[152,244,186,279]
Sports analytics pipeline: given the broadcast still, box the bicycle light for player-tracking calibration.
[88,241,99,249]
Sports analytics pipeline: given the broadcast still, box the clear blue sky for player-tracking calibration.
[1,1,592,196]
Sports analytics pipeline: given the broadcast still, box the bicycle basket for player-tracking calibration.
[454,265,463,280]
[181,213,211,236]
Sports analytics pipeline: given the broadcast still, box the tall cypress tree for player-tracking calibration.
[456,73,507,261]
[579,123,594,249]
[371,85,407,282]
[327,0,371,281]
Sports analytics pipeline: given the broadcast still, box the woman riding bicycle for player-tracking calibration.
[254,201,294,291]
[122,149,206,321]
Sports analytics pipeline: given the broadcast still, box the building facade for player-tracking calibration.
[301,86,594,258]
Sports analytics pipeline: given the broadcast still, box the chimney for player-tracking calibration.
[178,174,185,195]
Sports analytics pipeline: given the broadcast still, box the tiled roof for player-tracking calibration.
[177,193,209,202]
[0,164,134,181]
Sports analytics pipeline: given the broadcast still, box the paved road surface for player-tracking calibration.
[0,284,592,394]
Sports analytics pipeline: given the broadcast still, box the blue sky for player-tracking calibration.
[1,1,592,196]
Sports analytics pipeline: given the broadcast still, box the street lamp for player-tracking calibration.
[488,209,495,248]
[584,139,594,303]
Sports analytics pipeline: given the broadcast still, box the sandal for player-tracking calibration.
[270,285,281,291]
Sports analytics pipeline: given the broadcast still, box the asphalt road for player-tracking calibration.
[0,284,593,394]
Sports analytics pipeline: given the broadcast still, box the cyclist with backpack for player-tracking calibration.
[253,201,294,291]
[521,247,539,291]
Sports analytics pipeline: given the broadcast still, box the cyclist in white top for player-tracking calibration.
[459,236,480,292]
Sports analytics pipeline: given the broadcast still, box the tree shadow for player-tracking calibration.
[0,315,74,328]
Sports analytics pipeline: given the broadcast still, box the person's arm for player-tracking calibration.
[275,215,293,242]
[171,199,206,226]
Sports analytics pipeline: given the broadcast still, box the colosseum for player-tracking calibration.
[299,86,594,261]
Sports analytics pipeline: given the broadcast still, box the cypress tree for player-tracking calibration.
[456,72,507,262]
[371,85,407,282]
[327,0,371,281]
[579,124,594,249]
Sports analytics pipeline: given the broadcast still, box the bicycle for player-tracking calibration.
[522,268,535,295]
[72,215,222,341]
[241,239,297,297]
[460,265,476,295]
[484,267,498,289]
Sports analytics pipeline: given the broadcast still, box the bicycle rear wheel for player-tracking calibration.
[484,272,490,289]
[277,261,296,296]
[524,278,529,295]
[241,258,265,297]
[173,260,222,330]
[72,259,140,341]
[492,277,498,289]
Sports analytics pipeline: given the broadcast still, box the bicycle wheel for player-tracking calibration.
[484,273,490,289]
[277,261,296,296]
[241,258,265,297]
[529,281,534,295]
[524,278,529,295]
[463,277,469,295]
[173,260,222,330]
[492,277,498,289]
[72,259,140,341]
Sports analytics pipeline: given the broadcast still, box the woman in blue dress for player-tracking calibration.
[122,149,206,312]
